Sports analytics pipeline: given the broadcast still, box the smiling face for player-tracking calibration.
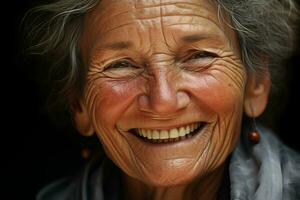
[75,0,270,187]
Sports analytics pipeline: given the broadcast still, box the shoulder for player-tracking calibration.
[36,177,78,200]
[36,154,105,200]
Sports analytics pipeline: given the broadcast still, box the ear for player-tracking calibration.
[244,69,271,118]
[72,101,94,137]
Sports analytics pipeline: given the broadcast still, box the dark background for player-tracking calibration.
[1,1,300,199]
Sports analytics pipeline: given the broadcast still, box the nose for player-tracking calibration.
[138,71,190,116]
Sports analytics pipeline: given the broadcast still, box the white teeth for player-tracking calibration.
[185,125,191,133]
[147,130,152,139]
[169,128,179,138]
[160,130,169,139]
[152,130,160,139]
[135,122,202,140]
[179,127,186,136]
[143,130,147,137]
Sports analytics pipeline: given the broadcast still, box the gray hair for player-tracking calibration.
[216,0,298,77]
[24,0,299,111]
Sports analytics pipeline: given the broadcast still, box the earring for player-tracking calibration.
[81,147,91,160]
[247,117,260,144]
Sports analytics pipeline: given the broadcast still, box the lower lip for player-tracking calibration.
[130,122,207,145]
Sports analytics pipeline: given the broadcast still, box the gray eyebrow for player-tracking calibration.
[101,34,210,51]
[180,34,209,43]
[103,41,133,50]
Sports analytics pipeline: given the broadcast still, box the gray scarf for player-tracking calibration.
[230,125,300,200]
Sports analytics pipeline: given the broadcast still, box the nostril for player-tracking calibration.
[138,95,149,105]
[138,94,151,112]
[177,91,191,109]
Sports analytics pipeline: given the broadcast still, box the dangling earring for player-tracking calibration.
[81,146,91,160]
[248,117,260,144]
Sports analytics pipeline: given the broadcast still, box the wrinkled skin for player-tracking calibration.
[75,0,270,199]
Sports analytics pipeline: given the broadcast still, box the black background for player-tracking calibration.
[2,1,300,199]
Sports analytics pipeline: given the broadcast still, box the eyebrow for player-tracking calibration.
[180,34,210,43]
[100,34,214,51]
[103,41,133,50]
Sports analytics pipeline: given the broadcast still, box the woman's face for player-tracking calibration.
[77,0,266,186]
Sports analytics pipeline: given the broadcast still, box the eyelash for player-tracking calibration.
[104,51,217,70]
[106,59,136,70]
[185,51,218,61]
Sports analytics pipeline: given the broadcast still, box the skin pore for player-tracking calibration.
[75,0,270,199]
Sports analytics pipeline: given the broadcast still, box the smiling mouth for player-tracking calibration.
[129,122,207,144]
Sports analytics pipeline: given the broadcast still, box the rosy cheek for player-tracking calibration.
[91,79,141,125]
[204,87,242,117]
[184,70,245,115]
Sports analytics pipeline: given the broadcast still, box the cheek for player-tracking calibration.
[188,65,246,166]
[84,79,144,174]
[87,79,141,128]
[185,69,246,117]
[181,64,246,163]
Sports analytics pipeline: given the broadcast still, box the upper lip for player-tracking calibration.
[127,121,206,131]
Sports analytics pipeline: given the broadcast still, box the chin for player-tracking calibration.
[135,163,206,188]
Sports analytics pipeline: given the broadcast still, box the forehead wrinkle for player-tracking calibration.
[165,15,226,34]
[84,0,237,65]
[132,5,214,21]
[132,0,212,12]
[133,0,228,46]
[135,8,228,49]
[94,0,220,31]
[92,2,204,26]
[89,1,192,30]
[133,0,201,9]
[166,20,232,49]
[98,15,226,44]
[86,0,224,41]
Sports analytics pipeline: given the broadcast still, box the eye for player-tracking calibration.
[180,51,218,72]
[101,58,143,79]
[187,51,218,61]
[106,59,136,70]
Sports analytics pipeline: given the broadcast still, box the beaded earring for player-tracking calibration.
[247,117,260,144]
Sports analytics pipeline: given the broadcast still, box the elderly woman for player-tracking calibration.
[26,0,300,199]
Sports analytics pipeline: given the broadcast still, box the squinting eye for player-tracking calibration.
[188,51,217,61]
[106,60,135,70]
[102,59,144,78]
[181,51,218,72]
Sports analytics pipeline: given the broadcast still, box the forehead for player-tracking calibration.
[87,0,219,24]
[81,0,236,61]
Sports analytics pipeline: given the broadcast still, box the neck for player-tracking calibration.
[121,164,226,200]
